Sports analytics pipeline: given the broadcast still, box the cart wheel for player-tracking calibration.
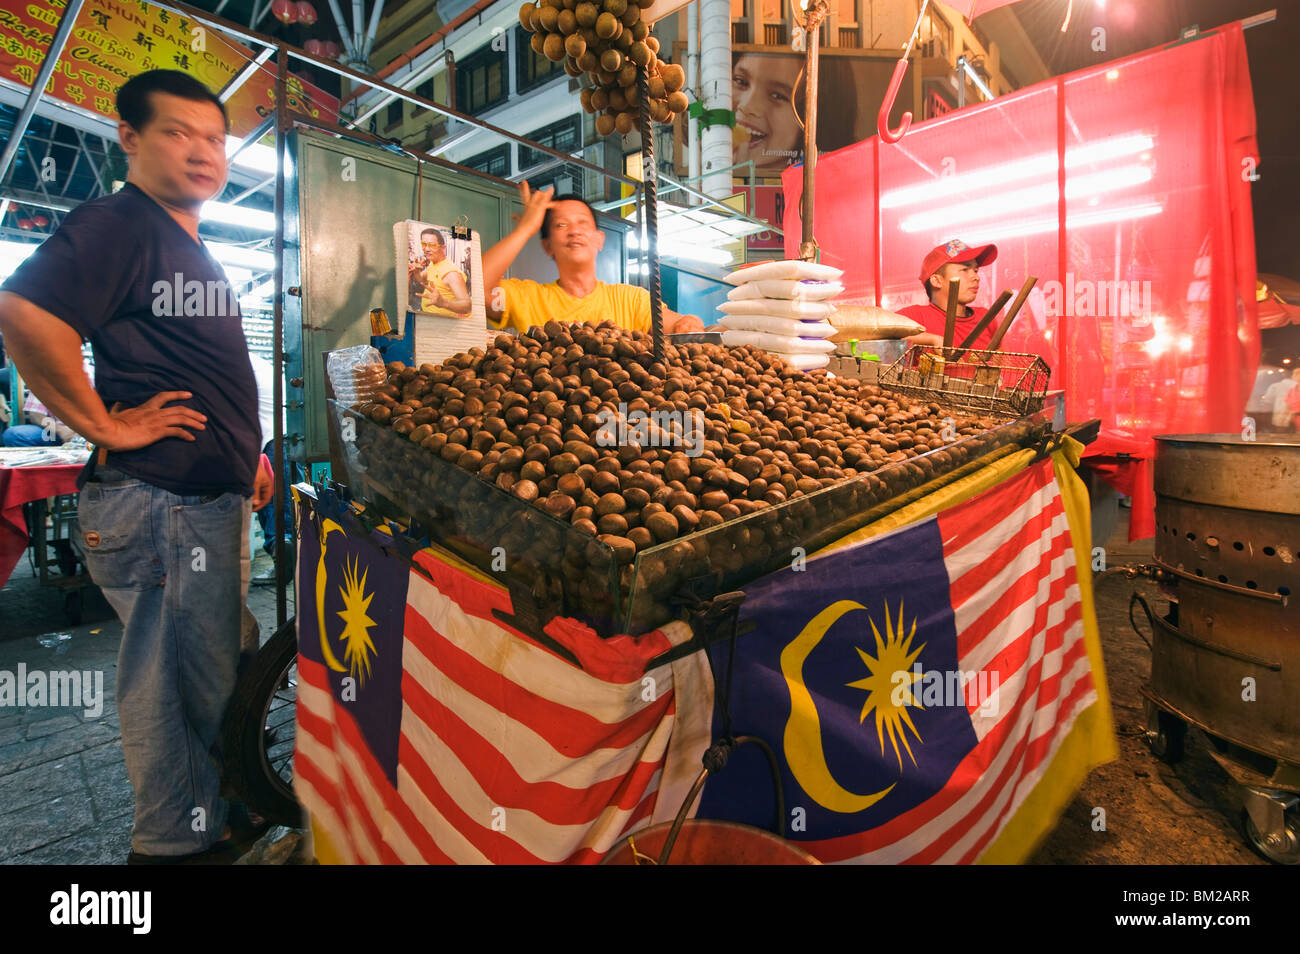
[63,589,83,625]
[221,617,301,828]
[1243,808,1300,865]
[1143,700,1186,764]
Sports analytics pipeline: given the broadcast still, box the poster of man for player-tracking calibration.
[406,225,472,318]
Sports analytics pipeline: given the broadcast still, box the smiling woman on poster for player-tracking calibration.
[731,51,860,179]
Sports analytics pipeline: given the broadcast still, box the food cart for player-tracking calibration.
[188,0,1117,864]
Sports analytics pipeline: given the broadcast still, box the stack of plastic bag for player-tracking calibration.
[717,260,844,371]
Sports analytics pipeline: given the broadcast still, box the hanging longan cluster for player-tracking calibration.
[519,0,689,136]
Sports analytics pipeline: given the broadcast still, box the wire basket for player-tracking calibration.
[878,346,1051,418]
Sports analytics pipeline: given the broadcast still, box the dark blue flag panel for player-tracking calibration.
[297,499,410,785]
[697,518,980,840]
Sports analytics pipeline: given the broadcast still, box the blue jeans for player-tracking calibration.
[254,440,298,555]
[76,469,244,856]
[2,424,59,447]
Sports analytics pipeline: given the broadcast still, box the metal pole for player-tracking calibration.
[273,45,289,630]
[636,64,664,363]
[220,48,275,104]
[361,0,387,63]
[0,0,85,187]
[798,0,827,262]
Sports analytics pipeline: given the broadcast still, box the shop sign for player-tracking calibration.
[0,0,338,136]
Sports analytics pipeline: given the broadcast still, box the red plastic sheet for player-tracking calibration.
[784,23,1260,453]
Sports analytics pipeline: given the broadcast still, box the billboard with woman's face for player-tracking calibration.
[728,50,909,182]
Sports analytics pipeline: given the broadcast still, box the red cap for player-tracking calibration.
[919,239,998,282]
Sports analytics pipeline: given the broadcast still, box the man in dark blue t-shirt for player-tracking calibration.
[0,70,271,863]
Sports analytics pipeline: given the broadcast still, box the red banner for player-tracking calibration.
[747,184,784,251]
[784,23,1260,447]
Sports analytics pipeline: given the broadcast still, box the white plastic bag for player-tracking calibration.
[724,260,844,286]
[716,314,837,338]
[727,279,844,302]
[721,329,838,354]
[772,351,831,371]
[719,298,838,320]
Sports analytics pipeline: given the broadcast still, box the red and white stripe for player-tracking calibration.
[295,550,713,865]
[803,460,1098,864]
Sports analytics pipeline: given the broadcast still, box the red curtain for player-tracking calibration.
[784,23,1260,449]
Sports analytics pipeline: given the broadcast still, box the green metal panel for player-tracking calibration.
[290,128,515,462]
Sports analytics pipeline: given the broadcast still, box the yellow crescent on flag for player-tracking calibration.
[315,518,348,673]
[781,600,895,813]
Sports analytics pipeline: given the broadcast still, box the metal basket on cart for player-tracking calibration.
[879,346,1050,418]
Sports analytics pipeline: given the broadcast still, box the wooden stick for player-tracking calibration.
[942,277,960,351]
[982,275,1037,356]
[951,289,1012,360]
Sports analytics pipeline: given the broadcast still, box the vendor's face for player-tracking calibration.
[542,200,605,268]
[732,55,804,176]
[421,236,447,263]
[932,261,981,305]
[119,91,228,211]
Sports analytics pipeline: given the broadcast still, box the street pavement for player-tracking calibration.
[0,544,303,865]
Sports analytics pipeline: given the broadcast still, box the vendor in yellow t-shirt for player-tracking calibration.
[409,228,472,317]
[483,182,704,334]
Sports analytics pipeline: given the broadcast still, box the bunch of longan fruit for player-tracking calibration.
[518,0,688,135]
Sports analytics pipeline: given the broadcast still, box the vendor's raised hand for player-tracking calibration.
[96,390,207,451]
[664,310,705,334]
[515,181,556,237]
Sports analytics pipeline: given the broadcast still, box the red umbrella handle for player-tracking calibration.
[878,57,913,144]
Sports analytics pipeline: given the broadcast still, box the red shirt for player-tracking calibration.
[897,302,994,351]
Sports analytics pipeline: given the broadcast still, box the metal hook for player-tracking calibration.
[877,57,913,144]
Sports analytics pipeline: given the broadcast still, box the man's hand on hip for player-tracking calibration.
[96,390,207,451]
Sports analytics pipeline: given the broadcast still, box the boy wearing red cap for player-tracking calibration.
[899,239,998,350]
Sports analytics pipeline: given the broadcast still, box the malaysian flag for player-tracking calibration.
[697,457,1114,862]
[293,454,1113,864]
[293,505,713,864]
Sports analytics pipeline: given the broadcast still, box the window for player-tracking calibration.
[516,25,563,94]
[519,116,582,172]
[764,22,787,45]
[922,7,953,61]
[455,42,509,116]
[385,99,402,129]
[528,164,585,197]
[411,77,435,116]
[732,21,751,44]
[463,144,511,179]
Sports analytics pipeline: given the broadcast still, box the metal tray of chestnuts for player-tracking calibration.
[331,322,1053,637]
